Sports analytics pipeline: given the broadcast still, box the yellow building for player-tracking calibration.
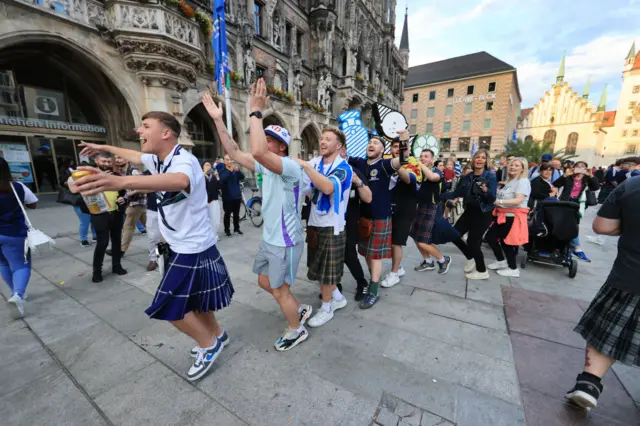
[517,42,640,166]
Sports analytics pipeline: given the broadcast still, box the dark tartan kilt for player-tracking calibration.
[145,244,234,321]
[574,282,640,366]
[307,226,346,285]
[410,203,437,244]
[358,217,392,260]
[431,204,461,245]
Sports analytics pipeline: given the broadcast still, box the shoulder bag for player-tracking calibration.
[10,183,55,258]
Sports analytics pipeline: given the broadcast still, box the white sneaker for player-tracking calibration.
[487,260,508,270]
[7,294,24,318]
[464,259,476,273]
[397,266,406,277]
[497,268,520,278]
[465,270,490,280]
[331,297,347,311]
[308,308,334,327]
[381,272,400,288]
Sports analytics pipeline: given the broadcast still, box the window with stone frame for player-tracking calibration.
[426,107,435,118]
[256,65,266,81]
[488,82,496,92]
[633,130,639,137]
[633,85,640,94]
[285,22,293,54]
[464,102,472,114]
[440,138,451,152]
[486,101,494,111]
[626,116,633,124]
[445,105,453,116]
[425,123,433,133]
[296,31,304,58]
[462,120,471,131]
[483,118,492,130]
[410,109,418,119]
[429,90,436,100]
[630,101,637,110]
[254,2,264,37]
[626,144,637,154]
[565,132,579,155]
[409,124,417,134]
[412,93,419,103]
[447,88,454,98]
[622,130,628,137]
[479,136,491,150]
[458,137,470,152]
[467,85,474,95]
[543,129,557,150]
[443,121,451,133]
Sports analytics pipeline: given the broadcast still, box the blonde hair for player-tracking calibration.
[507,157,529,180]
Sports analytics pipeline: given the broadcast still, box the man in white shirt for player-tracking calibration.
[202,81,312,351]
[72,111,234,382]
[295,128,353,327]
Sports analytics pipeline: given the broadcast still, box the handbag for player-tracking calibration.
[10,182,55,257]
[358,217,373,239]
[57,187,82,206]
[585,190,597,207]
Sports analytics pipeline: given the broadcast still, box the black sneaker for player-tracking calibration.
[225,231,232,237]
[298,304,312,325]
[415,260,436,272]
[566,372,603,409]
[92,272,103,283]
[105,248,112,256]
[112,266,128,276]
[359,291,379,310]
[274,326,308,351]
[140,230,147,235]
[187,339,223,381]
[234,230,243,235]
[80,240,90,247]
[437,256,452,275]
[355,283,368,302]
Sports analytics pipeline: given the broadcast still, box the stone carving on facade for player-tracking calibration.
[164,13,197,46]
[272,13,281,48]
[374,72,380,91]
[291,56,303,74]
[317,72,332,111]
[118,5,160,30]
[294,72,304,102]
[243,51,256,86]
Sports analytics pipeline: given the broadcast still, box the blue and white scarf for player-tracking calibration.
[310,156,352,234]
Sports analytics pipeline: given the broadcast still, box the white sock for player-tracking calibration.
[203,338,218,351]
[332,288,344,301]
[437,256,446,264]
[290,325,304,333]
[217,329,225,339]
[321,302,332,312]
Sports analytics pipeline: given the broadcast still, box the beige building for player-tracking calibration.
[517,42,640,166]
[402,52,521,160]
[0,0,408,194]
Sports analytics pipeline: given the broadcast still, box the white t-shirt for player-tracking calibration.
[302,156,352,233]
[497,178,531,209]
[18,182,38,204]
[141,145,216,254]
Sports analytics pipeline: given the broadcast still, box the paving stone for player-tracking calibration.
[58,274,134,305]
[501,286,585,323]
[0,370,107,426]
[395,400,417,417]
[420,411,446,426]
[408,288,507,331]
[455,386,525,426]
[612,363,640,404]
[459,322,514,363]
[376,407,400,426]
[384,330,520,405]
[86,287,154,336]
[47,322,156,398]
[380,392,399,411]
[504,304,585,349]
[465,280,505,305]
[510,332,640,424]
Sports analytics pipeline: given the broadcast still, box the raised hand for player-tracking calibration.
[397,129,411,142]
[202,92,224,120]
[78,141,107,158]
[250,78,268,112]
[72,166,123,195]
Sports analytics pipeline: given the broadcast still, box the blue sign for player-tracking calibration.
[338,110,369,158]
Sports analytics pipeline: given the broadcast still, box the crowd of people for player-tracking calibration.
[1,79,639,408]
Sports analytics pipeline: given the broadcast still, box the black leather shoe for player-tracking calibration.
[112,266,128,276]
[92,272,103,283]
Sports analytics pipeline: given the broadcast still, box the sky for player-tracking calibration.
[395,0,640,111]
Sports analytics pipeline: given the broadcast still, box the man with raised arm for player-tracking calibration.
[71,112,234,382]
[203,80,312,351]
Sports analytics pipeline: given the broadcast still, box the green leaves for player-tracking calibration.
[502,139,579,163]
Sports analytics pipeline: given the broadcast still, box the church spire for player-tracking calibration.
[582,76,590,100]
[597,84,607,112]
[627,41,636,61]
[399,6,409,51]
[556,50,566,85]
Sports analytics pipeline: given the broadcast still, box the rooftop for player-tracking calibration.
[406,51,516,88]
[601,111,617,127]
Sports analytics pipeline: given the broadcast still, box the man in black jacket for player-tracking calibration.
[219,155,245,236]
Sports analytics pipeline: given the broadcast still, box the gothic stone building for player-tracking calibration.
[0,0,408,194]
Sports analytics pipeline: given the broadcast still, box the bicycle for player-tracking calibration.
[239,182,263,227]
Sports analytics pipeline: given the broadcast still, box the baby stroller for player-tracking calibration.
[522,200,580,278]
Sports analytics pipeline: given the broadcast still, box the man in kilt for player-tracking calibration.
[73,112,233,382]
[349,134,405,309]
[410,149,453,274]
[381,137,422,288]
[203,81,312,351]
[566,176,640,410]
[296,128,353,328]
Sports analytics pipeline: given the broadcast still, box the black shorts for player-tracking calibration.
[392,205,417,246]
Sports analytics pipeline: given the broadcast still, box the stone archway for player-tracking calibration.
[262,109,291,131]
[300,122,321,160]
[184,102,242,162]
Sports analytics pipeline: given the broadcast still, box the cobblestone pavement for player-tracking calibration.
[1,202,639,425]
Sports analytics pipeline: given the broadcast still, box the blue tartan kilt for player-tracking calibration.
[431,204,461,245]
[145,244,234,321]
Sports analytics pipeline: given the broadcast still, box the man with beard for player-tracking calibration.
[349,134,405,309]
[89,152,127,282]
[381,138,421,288]
[296,128,353,327]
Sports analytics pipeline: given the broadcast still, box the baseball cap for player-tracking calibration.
[264,125,291,146]
[541,154,553,162]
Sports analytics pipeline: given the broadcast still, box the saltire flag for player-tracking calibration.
[213,0,229,94]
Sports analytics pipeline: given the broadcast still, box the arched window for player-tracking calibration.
[543,129,557,150]
[566,132,579,155]
[524,135,533,142]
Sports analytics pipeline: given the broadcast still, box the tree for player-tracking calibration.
[502,139,578,163]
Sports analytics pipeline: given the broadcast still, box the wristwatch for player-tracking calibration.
[249,111,263,119]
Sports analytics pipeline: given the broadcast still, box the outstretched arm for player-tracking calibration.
[249,79,285,174]
[78,142,142,165]
[70,166,190,195]
[202,92,255,172]
[295,158,335,195]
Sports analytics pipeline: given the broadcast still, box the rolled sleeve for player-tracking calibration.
[141,153,158,174]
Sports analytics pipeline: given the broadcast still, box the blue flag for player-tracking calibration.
[471,138,477,156]
[213,0,229,94]
[512,129,517,142]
